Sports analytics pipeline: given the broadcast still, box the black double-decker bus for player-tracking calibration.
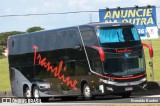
[8,22,147,101]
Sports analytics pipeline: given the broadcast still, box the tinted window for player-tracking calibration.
[44,32,57,50]
[76,60,89,76]
[57,29,80,49]
[98,26,140,43]
[103,51,145,76]
[68,29,81,46]
[12,40,14,47]
[92,59,103,74]
[61,61,76,76]
[9,37,21,54]
[21,36,33,53]
[80,27,98,47]
[32,34,45,51]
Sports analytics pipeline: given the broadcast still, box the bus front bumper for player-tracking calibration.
[99,78,147,94]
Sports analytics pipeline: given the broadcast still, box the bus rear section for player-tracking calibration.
[79,22,147,97]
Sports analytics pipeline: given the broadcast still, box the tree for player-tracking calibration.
[0,31,25,58]
[26,26,44,33]
[0,31,25,46]
[0,46,5,59]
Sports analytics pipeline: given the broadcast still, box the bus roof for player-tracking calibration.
[81,22,133,28]
[9,22,133,38]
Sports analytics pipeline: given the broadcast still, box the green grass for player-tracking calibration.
[0,39,160,90]
[142,39,160,81]
[0,58,10,90]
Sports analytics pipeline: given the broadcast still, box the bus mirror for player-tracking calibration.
[92,46,105,62]
[75,45,82,51]
[142,43,153,58]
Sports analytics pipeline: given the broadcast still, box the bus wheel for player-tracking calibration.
[24,87,31,98]
[33,86,49,102]
[33,86,40,99]
[83,84,92,100]
[121,92,131,98]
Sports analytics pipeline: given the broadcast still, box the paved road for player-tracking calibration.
[1,95,160,106]
[47,94,160,104]
[1,93,160,106]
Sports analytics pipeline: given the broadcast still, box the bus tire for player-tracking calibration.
[24,86,31,98]
[83,84,92,100]
[33,86,49,102]
[33,86,40,99]
[121,92,131,98]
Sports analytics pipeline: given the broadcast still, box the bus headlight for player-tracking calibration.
[39,84,51,89]
[140,77,147,82]
[107,80,116,85]
[106,87,113,91]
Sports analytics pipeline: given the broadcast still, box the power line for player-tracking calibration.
[0,11,98,17]
[0,6,160,18]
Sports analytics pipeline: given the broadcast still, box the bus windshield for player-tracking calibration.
[97,26,140,43]
[103,51,145,76]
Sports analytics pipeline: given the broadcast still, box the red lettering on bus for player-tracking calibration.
[115,48,132,53]
[33,45,77,91]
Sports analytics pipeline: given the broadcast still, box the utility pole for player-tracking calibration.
[89,14,92,23]
[147,5,154,81]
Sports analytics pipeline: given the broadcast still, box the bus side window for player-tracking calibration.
[69,61,76,76]
[12,40,14,48]
[57,31,67,49]
[60,61,76,76]
[92,59,103,74]
[32,32,45,51]
[11,37,21,55]
[45,32,57,51]
[68,29,81,47]
[76,61,89,76]
[80,27,98,47]
[21,36,30,53]
[9,39,15,54]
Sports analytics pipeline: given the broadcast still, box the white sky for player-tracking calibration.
[0,0,160,32]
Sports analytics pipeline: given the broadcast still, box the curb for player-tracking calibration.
[0,91,12,97]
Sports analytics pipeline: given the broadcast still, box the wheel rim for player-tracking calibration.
[25,88,31,97]
[84,85,91,97]
[34,88,39,98]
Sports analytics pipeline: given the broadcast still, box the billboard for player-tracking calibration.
[99,6,158,39]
